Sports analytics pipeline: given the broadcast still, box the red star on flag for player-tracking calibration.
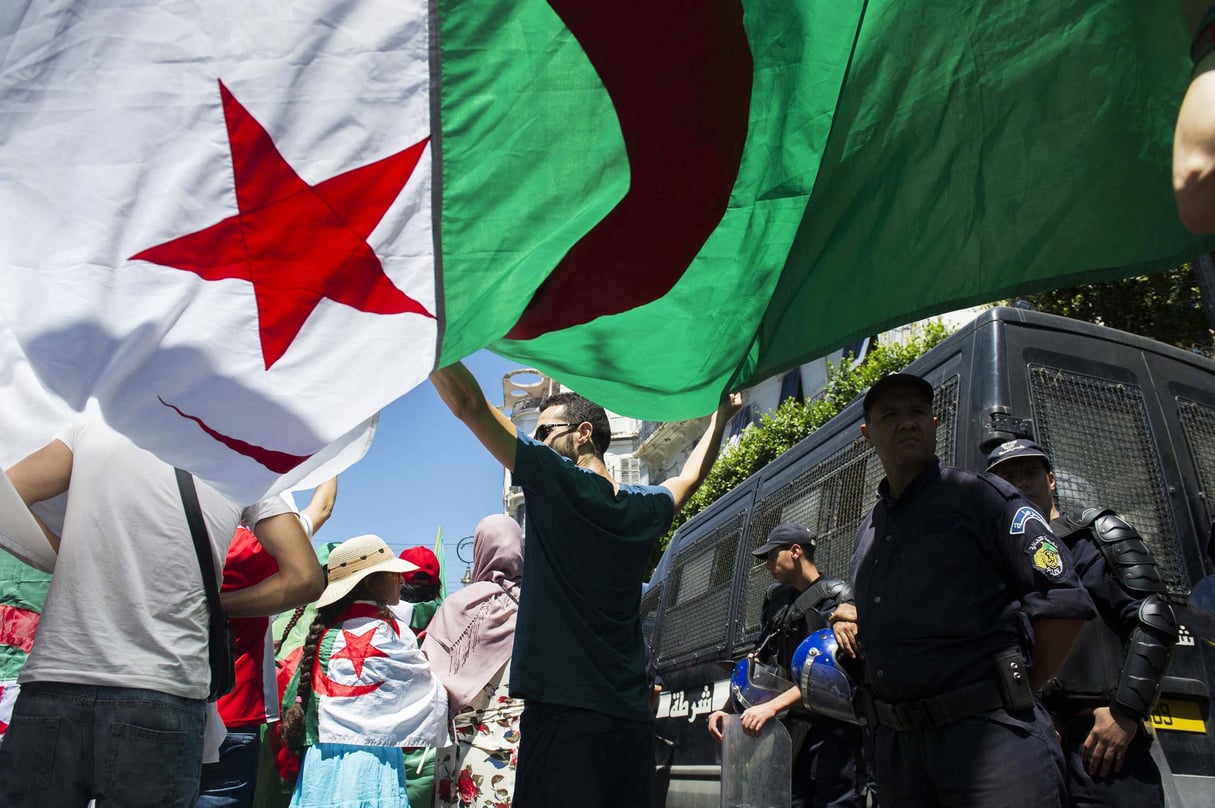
[132,80,433,369]
[330,626,390,679]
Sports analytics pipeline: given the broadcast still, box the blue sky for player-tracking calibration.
[291,349,520,592]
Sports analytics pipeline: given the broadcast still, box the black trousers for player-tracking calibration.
[1056,711,1163,808]
[874,703,1068,808]
[514,701,654,808]
[787,716,862,808]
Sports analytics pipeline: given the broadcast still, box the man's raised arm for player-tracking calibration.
[299,477,338,538]
[660,393,742,512]
[430,360,519,471]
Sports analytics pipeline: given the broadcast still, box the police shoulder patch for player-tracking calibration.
[1027,534,1065,580]
[1009,505,1048,535]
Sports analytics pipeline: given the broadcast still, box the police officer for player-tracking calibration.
[850,373,1094,807]
[986,439,1178,808]
[708,523,861,808]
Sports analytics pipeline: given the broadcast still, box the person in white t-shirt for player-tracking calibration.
[0,417,323,808]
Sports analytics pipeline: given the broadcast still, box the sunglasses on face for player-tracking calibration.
[534,422,578,442]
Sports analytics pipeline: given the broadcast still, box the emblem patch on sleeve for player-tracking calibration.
[1028,535,1064,579]
[1010,506,1048,535]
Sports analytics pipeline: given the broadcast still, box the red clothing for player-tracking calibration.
[216,526,280,726]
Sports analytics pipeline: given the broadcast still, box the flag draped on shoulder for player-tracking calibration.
[1,0,1212,501]
[290,610,448,748]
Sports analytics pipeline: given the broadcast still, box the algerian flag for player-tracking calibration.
[1,0,1211,504]
[447,0,1215,417]
[1,1,424,500]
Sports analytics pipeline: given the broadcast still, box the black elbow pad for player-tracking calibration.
[1112,594,1178,720]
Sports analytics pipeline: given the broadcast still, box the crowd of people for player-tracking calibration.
[0,361,1186,808]
[0,363,736,808]
[0,6,1210,807]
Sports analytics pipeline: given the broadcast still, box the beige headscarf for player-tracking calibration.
[422,514,523,710]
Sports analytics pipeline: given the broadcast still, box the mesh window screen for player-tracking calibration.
[730,376,961,648]
[641,583,663,647]
[1028,365,1187,597]
[654,512,745,666]
[1178,398,1215,531]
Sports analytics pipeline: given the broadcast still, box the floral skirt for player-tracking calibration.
[435,665,524,808]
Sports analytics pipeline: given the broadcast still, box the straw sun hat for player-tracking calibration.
[316,534,417,608]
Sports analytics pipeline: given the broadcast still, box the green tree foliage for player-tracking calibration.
[1022,265,1212,356]
[651,321,952,567]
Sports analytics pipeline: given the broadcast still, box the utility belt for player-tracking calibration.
[861,649,1033,732]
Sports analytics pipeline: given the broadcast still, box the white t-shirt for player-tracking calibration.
[18,418,291,699]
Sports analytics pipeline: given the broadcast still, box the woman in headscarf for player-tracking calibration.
[423,514,524,808]
[280,534,448,808]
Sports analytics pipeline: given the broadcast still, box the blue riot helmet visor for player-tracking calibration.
[729,655,796,711]
[792,628,858,724]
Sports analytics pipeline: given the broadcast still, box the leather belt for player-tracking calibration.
[870,679,1006,732]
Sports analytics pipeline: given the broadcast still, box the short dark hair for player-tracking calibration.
[539,392,611,456]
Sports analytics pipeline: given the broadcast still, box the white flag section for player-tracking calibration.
[0,0,435,503]
[317,615,449,748]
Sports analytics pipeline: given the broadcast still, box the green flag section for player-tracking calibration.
[438,0,1215,420]
[0,553,51,681]
[433,526,448,601]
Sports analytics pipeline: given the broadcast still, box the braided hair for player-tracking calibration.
[279,577,392,749]
[274,605,310,657]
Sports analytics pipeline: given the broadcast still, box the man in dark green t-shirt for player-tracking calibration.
[431,361,737,806]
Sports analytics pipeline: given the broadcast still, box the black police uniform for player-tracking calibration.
[850,460,1094,808]
[757,579,861,808]
[1042,509,1178,808]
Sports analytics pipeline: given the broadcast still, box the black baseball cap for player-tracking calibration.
[985,439,1052,472]
[862,373,934,417]
[751,523,817,558]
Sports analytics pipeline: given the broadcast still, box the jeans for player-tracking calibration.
[0,681,206,808]
[197,728,262,808]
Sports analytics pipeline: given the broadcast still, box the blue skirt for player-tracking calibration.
[290,743,410,808]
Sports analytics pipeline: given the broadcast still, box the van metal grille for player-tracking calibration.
[730,376,961,650]
[653,512,745,667]
[1028,365,1187,598]
[1178,398,1215,536]
[640,582,663,647]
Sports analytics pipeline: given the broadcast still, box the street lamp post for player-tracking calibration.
[457,535,475,585]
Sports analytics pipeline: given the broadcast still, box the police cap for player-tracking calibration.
[985,439,1052,472]
[751,522,817,559]
[862,373,934,418]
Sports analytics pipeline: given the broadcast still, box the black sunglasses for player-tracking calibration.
[534,422,578,442]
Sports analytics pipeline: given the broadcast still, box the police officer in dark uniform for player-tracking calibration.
[708,523,861,808]
[986,439,1178,808]
[850,374,1095,808]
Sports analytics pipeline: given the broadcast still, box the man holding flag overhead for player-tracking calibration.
[430,361,738,806]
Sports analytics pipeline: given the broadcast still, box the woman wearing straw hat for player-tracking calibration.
[280,534,448,808]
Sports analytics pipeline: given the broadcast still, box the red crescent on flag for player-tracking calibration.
[312,626,390,698]
[313,671,385,699]
[505,0,753,339]
[159,397,313,474]
[0,604,40,654]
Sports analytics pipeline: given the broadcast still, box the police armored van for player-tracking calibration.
[645,306,1215,808]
